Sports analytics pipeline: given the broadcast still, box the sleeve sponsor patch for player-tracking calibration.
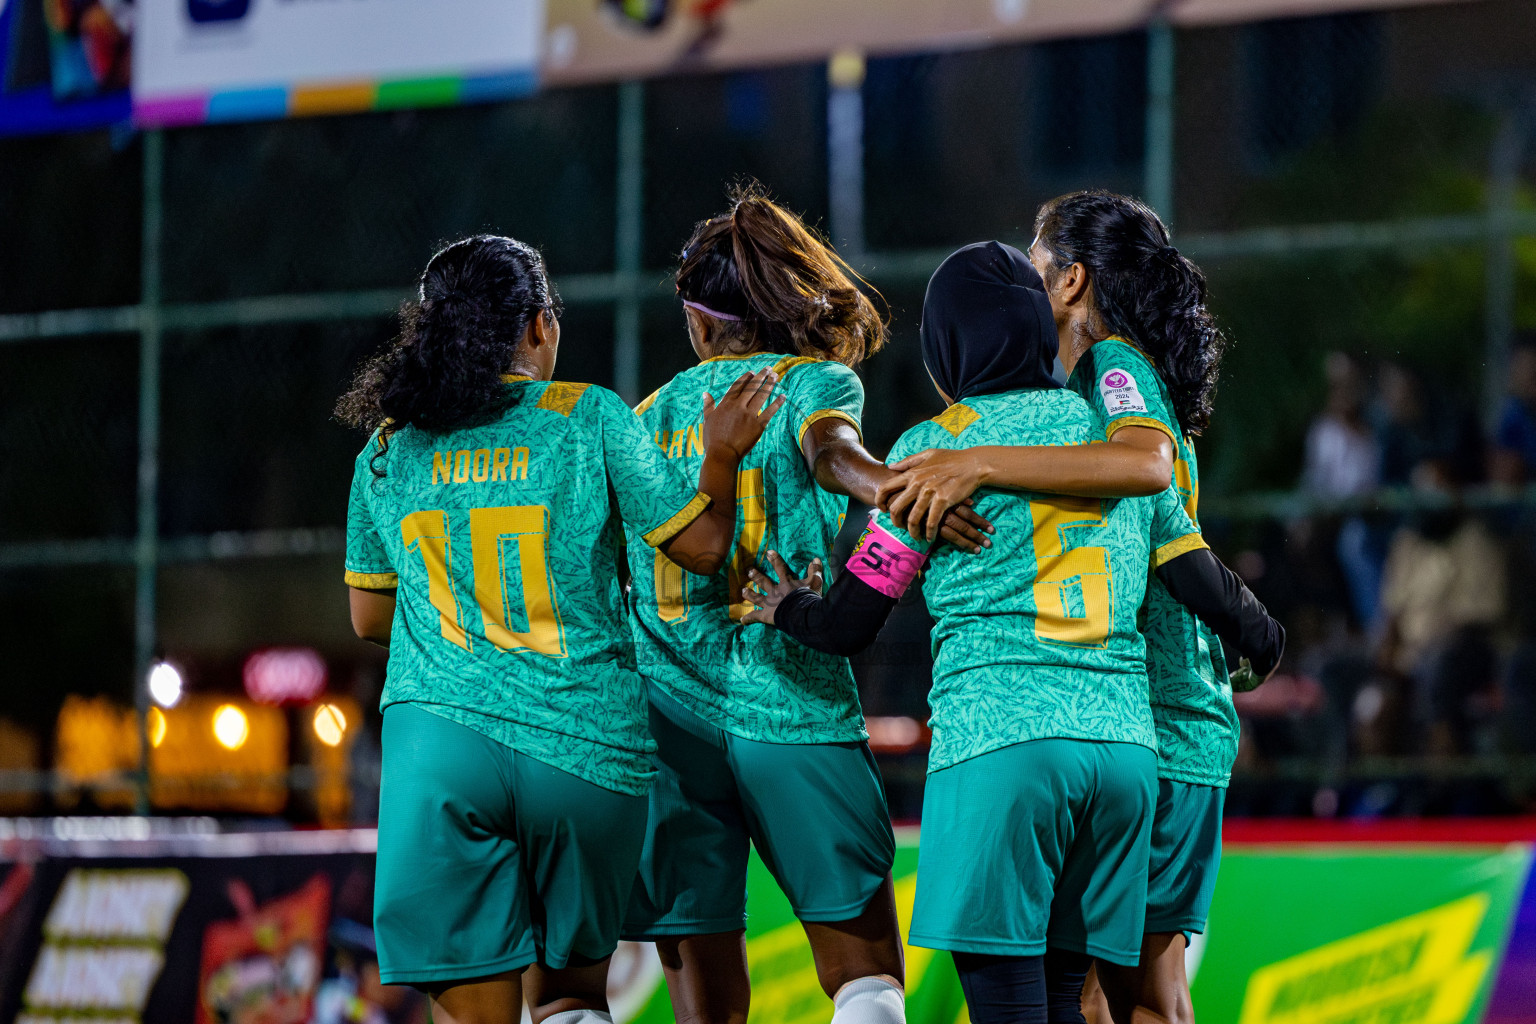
[847,516,926,599]
[1099,368,1148,415]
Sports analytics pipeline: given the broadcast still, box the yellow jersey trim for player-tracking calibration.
[1105,415,1179,446]
[770,354,819,376]
[634,388,663,416]
[797,409,862,447]
[536,382,591,417]
[1152,533,1208,568]
[501,373,534,383]
[345,570,399,589]
[932,403,981,438]
[643,492,710,547]
[696,353,824,373]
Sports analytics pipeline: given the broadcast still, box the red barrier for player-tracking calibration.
[1223,816,1536,844]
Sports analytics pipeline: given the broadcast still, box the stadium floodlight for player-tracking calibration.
[312,704,348,747]
[147,661,183,708]
[148,707,167,749]
[212,704,250,751]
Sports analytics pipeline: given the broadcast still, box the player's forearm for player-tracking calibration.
[663,450,741,575]
[1156,548,1286,675]
[775,572,897,657]
[972,444,1170,498]
[811,439,891,507]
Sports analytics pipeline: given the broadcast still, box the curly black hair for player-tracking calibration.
[1034,190,1227,435]
[335,235,560,472]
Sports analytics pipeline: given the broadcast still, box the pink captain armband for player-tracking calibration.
[846,518,927,599]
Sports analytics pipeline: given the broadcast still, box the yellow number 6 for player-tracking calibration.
[1029,496,1114,648]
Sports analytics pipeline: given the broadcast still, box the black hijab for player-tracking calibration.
[919,241,1060,401]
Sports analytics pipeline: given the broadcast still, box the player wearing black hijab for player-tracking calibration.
[742,243,1282,1024]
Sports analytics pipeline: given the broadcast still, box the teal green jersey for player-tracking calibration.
[626,353,865,744]
[344,377,708,796]
[1068,338,1239,787]
[864,389,1205,774]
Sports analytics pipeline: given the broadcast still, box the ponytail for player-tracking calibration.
[676,186,888,368]
[1034,190,1226,435]
[336,234,560,472]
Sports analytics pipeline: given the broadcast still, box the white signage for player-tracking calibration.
[134,0,545,125]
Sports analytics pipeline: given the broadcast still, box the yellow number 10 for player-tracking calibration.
[401,506,567,658]
[1029,496,1114,648]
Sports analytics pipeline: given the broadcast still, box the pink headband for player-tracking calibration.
[682,298,745,322]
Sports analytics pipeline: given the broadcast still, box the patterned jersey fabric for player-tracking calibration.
[345,377,706,795]
[626,353,867,744]
[864,388,1203,773]
[1068,338,1239,787]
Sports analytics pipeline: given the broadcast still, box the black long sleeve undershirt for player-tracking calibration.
[774,547,1285,675]
[1154,547,1286,675]
[774,574,898,657]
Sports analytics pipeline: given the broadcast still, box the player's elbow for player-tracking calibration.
[350,614,391,646]
[1127,451,1175,496]
[348,587,396,645]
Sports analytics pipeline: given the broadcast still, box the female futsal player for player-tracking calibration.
[874,191,1242,1024]
[622,190,988,1024]
[742,241,1283,1024]
[337,235,781,1024]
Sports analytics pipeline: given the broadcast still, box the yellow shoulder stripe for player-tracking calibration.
[932,403,981,438]
[797,409,862,447]
[771,355,819,377]
[1105,415,1179,446]
[345,570,399,589]
[642,492,710,548]
[1153,533,1208,567]
[536,381,591,417]
[634,388,663,416]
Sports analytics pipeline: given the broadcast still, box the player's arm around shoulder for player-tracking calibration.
[652,369,785,575]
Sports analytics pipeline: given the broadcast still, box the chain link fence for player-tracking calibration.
[2,0,1535,820]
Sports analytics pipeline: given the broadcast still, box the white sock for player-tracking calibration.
[539,1011,612,1024]
[832,976,905,1024]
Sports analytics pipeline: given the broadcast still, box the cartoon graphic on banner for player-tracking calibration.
[42,0,130,99]
[0,0,129,135]
[195,874,330,1024]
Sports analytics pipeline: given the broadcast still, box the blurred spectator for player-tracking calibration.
[1377,506,1505,756]
[1303,352,1378,498]
[1375,361,1485,489]
[1302,352,1382,626]
[1490,343,1536,486]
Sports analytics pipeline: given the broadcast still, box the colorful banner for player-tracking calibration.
[2,819,1534,1024]
[4,0,1489,134]
[1191,846,1528,1024]
[0,0,130,137]
[538,0,1484,88]
[131,0,543,128]
[0,828,411,1024]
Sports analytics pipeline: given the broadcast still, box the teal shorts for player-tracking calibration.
[374,703,648,986]
[623,684,895,937]
[910,738,1157,966]
[1144,779,1224,936]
